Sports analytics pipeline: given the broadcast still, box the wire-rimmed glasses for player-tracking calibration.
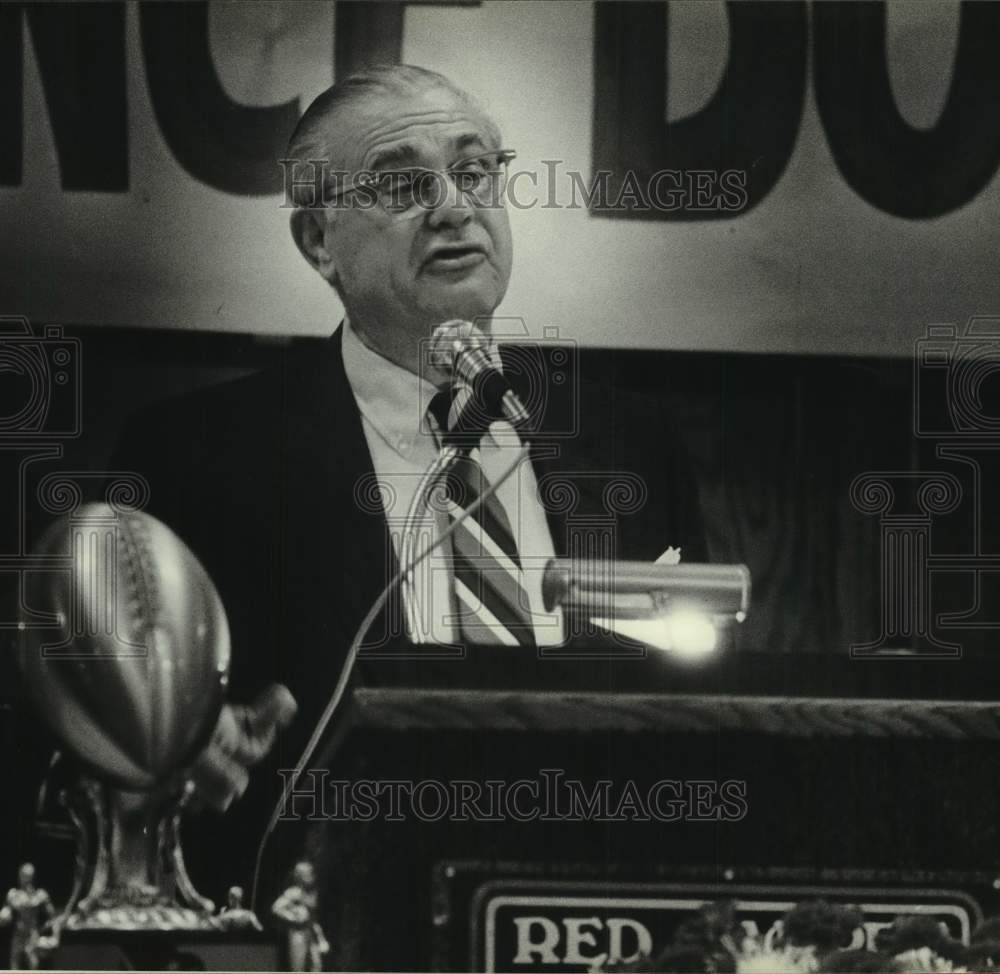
[325,149,517,220]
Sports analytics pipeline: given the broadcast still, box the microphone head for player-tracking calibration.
[428,319,491,373]
[428,319,529,431]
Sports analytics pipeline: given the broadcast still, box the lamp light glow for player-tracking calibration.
[543,559,750,657]
[590,610,719,658]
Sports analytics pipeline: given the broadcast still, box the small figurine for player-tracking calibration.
[0,863,58,970]
[270,861,330,972]
[217,886,262,932]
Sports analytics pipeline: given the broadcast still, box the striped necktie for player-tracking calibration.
[429,390,536,648]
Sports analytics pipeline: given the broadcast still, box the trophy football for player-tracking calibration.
[17,501,232,933]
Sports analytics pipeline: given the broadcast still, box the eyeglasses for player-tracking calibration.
[325,149,516,220]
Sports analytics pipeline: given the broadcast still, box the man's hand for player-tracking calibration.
[187,684,297,812]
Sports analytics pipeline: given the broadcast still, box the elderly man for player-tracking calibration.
[107,64,706,895]
[286,64,557,648]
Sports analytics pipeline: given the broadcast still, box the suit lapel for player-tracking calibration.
[279,326,403,660]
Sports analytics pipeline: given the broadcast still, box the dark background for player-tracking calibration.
[2,326,998,970]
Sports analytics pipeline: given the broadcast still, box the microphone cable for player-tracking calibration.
[249,440,532,911]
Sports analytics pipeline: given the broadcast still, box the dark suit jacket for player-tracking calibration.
[109,326,706,719]
[107,325,706,895]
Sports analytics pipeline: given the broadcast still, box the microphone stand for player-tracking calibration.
[251,437,531,910]
[251,328,534,905]
[399,442,466,642]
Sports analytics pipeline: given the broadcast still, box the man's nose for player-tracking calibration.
[424,173,473,230]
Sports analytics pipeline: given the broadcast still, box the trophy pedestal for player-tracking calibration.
[49,779,280,969]
[61,779,216,926]
[18,505,265,968]
[51,929,279,971]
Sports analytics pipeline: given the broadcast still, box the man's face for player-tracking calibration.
[18,864,34,889]
[316,85,513,349]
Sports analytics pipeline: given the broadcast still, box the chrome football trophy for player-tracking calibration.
[18,501,231,931]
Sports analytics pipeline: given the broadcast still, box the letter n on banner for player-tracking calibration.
[0,1,127,190]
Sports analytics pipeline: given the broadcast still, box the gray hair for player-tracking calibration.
[285,64,501,207]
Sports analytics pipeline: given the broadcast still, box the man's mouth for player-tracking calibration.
[423,246,487,272]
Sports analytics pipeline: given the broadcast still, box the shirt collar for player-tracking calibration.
[341,317,517,453]
[341,317,441,457]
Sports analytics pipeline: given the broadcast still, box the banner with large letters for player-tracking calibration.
[2,1,999,355]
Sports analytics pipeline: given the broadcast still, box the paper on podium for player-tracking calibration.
[656,546,682,566]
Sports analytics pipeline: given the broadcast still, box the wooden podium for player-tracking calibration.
[277,642,1000,972]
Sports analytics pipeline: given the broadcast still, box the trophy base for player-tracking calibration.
[66,902,220,932]
[51,928,279,971]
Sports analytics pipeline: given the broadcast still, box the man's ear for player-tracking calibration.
[290,209,338,284]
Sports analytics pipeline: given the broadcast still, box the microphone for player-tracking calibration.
[429,320,531,429]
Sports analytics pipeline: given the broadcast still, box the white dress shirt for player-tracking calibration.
[340,319,563,646]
